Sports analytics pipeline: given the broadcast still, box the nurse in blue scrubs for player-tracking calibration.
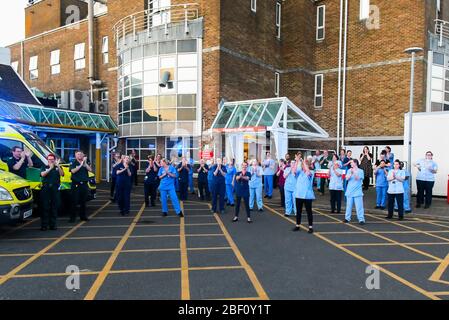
[225,158,236,206]
[344,159,365,225]
[283,160,297,217]
[374,159,389,210]
[207,158,215,196]
[158,159,184,217]
[293,159,315,233]
[248,159,264,212]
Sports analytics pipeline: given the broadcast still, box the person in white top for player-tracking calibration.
[386,160,406,220]
[414,151,438,209]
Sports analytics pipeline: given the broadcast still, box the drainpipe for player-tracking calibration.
[341,0,348,149]
[20,40,24,78]
[336,0,344,153]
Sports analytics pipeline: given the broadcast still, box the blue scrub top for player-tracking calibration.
[225,165,237,185]
[345,168,364,198]
[207,165,214,181]
[234,171,251,197]
[248,166,263,188]
[415,159,438,182]
[210,164,227,185]
[329,166,345,191]
[158,165,178,190]
[294,169,315,200]
[283,167,297,192]
[263,159,275,175]
[375,166,389,188]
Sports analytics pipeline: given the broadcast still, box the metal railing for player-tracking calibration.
[435,19,449,47]
[112,3,200,46]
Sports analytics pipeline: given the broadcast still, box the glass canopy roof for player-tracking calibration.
[211,97,328,138]
[0,99,118,133]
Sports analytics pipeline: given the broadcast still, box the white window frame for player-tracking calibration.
[29,55,38,80]
[50,49,60,75]
[314,74,323,108]
[275,72,280,97]
[251,0,257,12]
[276,2,281,40]
[74,43,86,70]
[316,5,325,41]
[101,90,109,102]
[11,61,18,72]
[102,36,109,64]
[359,0,370,20]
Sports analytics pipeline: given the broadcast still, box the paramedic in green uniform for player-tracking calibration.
[69,150,92,222]
[40,154,64,231]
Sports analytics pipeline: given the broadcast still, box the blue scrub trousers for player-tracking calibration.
[395,185,411,212]
[345,196,365,222]
[264,175,274,197]
[117,181,131,214]
[284,189,296,216]
[226,184,234,205]
[376,186,388,207]
[212,183,226,212]
[160,188,182,215]
[250,186,263,210]
[208,179,214,194]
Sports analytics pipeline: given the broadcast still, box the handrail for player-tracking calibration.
[112,3,200,46]
[435,19,449,46]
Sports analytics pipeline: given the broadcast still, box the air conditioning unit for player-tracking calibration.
[70,90,90,112]
[59,91,70,109]
[95,100,109,114]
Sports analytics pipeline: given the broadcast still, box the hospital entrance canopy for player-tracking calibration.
[211,97,328,139]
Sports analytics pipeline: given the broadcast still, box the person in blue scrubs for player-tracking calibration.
[329,155,344,214]
[249,159,264,212]
[293,159,315,233]
[232,161,252,223]
[374,158,389,210]
[158,159,183,217]
[207,158,215,197]
[283,160,297,217]
[187,152,195,194]
[116,156,132,216]
[344,159,366,225]
[341,150,353,193]
[401,162,412,214]
[386,160,406,220]
[385,146,395,165]
[414,151,438,209]
[225,158,236,206]
[263,152,276,199]
[312,150,322,190]
[211,158,227,214]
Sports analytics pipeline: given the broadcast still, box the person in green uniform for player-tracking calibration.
[40,154,64,231]
[69,150,92,223]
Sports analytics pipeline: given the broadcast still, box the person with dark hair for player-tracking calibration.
[284,160,298,217]
[374,158,389,210]
[276,159,287,208]
[197,159,210,201]
[40,154,64,231]
[225,158,236,206]
[69,150,92,222]
[158,159,183,217]
[177,157,191,201]
[232,161,252,223]
[414,151,438,209]
[7,146,33,179]
[385,146,394,164]
[211,158,227,214]
[293,159,316,234]
[344,159,366,225]
[129,149,139,186]
[116,155,132,216]
[359,146,373,190]
[110,153,121,202]
[144,156,159,207]
[386,160,405,220]
[329,155,344,214]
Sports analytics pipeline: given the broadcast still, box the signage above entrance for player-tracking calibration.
[213,126,267,133]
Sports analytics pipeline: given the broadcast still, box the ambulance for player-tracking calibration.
[0,170,33,223]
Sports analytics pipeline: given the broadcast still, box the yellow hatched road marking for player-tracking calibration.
[373,261,441,265]
[264,204,440,300]
[429,253,449,285]
[84,202,146,300]
[0,201,111,286]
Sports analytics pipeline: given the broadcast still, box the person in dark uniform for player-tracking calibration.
[144,156,159,207]
[116,155,132,216]
[129,149,139,186]
[197,159,210,201]
[177,157,191,201]
[232,161,252,223]
[69,150,92,223]
[110,152,121,202]
[40,154,64,231]
[7,146,33,179]
[211,158,227,214]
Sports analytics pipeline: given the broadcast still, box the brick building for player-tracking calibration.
[6,0,449,170]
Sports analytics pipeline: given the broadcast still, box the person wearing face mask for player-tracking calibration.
[232,161,252,223]
[158,159,183,217]
[40,154,64,231]
[343,159,366,225]
[386,160,406,220]
[414,151,438,209]
[116,155,132,216]
[211,158,227,214]
[283,160,298,217]
[249,159,264,212]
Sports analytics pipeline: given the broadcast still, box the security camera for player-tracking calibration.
[159,70,173,89]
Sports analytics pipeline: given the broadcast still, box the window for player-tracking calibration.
[316,5,325,41]
[101,90,109,101]
[126,138,157,170]
[276,2,282,39]
[74,43,85,70]
[314,74,323,108]
[165,137,198,162]
[29,55,38,80]
[360,0,370,20]
[430,52,449,112]
[11,61,18,72]
[251,0,257,12]
[50,49,60,75]
[275,72,280,97]
[102,36,109,64]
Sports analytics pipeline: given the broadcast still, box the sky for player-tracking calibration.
[0,0,28,47]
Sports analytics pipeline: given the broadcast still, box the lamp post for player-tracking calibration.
[404,47,423,195]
